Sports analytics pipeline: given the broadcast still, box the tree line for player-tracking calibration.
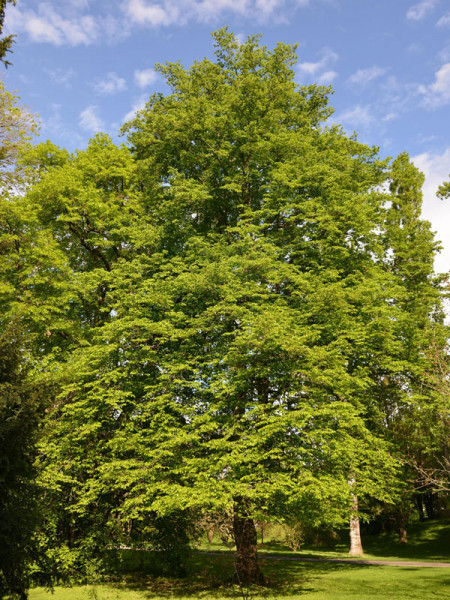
[0,26,449,598]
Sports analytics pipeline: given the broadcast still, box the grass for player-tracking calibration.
[198,519,450,563]
[28,520,450,600]
[29,562,450,600]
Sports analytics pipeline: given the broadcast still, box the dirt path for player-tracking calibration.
[198,551,450,568]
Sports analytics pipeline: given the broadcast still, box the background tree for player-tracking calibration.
[0,80,42,598]
[0,324,49,600]
[0,0,16,67]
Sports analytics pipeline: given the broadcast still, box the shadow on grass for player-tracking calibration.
[258,520,450,563]
[360,520,450,561]
[110,551,367,599]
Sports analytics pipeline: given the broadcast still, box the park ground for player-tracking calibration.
[29,520,450,600]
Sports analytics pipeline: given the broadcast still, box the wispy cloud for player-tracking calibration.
[134,68,158,88]
[438,44,450,62]
[406,0,438,21]
[419,63,450,108]
[436,12,450,27]
[123,95,147,123]
[297,47,339,83]
[5,0,317,45]
[317,70,337,84]
[337,104,374,129]
[46,67,76,89]
[347,66,386,86]
[6,2,99,45]
[94,72,127,96]
[124,0,311,28]
[79,106,104,132]
[41,103,83,145]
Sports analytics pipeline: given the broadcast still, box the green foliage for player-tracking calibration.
[0,0,16,67]
[283,520,304,552]
[1,28,446,586]
[0,325,46,599]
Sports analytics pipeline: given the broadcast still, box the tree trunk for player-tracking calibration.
[398,527,407,544]
[415,493,425,521]
[424,490,435,519]
[349,495,364,556]
[233,500,266,585]
[207,527,214,544]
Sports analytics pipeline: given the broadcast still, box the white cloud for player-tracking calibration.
[123,0,310,27]
[406,0,437,21]
[317,70,337,84]
[94,72,127,96]
[46,67,75,89]
[6,2,99,45]
[79,106,104,133]
[348,66,386,86]
[437,44,450,62]
[134,68,158,88]
[436,12,450,27]
[412,149,450,273]
[41,103,84,145]
[337,104,374,129]
[297,48,339,82]
[382,112,398,122]
[419,63,450,108]
[5,0,315,45]
[125,0,180,26]
[123,96,148,123]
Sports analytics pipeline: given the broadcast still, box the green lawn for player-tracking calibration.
[29,562,450,600]
[29,520,450,600]
[198,519,450,563]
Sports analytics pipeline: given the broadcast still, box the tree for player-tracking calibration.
[0,0,16,67]
[54,30,400,583]
[381,154,446,537]
[0,324,46,600]
[349,154,448,544]
[12,30,444,586]
[0,81,42,599]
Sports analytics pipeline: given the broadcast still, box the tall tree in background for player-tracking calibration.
[364,153,447,541]
[0,325,45,600]
[0,81,42,599]
[0,0,16,67]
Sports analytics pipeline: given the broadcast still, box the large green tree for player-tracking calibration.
[19,30,405,584]
[8,30,445,586]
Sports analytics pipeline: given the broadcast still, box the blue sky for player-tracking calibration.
[4,0,450,271]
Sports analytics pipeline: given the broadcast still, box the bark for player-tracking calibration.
[207,527,214,544]
[415,493,425,521]
[423,490,435,519]
[232,500,266,585]
[349,495,364,557]
[398,527,407,544]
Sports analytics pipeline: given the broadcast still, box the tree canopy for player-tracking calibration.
[0,28,447,591]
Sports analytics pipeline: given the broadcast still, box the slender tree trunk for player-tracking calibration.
[207,527,214,544]
[232,499,265,585]
[398,527,407,544]
[349,495,364,557]
[415,493,425,521]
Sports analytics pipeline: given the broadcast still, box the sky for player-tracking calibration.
[3,0,450,272]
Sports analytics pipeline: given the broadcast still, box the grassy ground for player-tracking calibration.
[29,520,450,600]
[29,562,450,600]
[197,519,450,563]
